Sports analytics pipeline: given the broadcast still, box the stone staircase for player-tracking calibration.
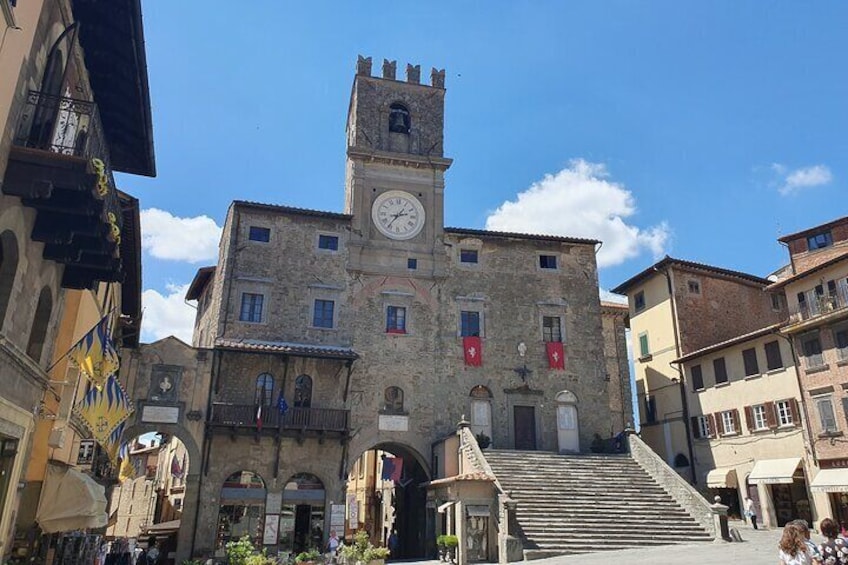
[483,450,714,558]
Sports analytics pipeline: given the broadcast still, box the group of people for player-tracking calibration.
[779,518,848,565]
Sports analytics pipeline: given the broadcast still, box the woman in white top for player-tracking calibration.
[780,523,816,565]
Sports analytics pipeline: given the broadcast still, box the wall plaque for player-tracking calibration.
[263,515,279,545]
[330,504,345,527]
[378,414,409,432]
[141,405,180,424]
[150,365,182,402]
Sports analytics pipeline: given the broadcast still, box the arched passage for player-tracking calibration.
[345,442,430,560]
[120,422,202,563]
[0,230,19,330]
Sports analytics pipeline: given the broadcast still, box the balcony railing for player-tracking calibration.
[6,90,125,289]
[789,287,848,324]
[210,403,349,433]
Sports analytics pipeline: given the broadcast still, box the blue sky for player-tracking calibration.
[121,2,848,342]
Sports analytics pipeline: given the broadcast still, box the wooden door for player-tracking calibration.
[514,406,536,450]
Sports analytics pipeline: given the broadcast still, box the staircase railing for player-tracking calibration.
[626,431,718,537]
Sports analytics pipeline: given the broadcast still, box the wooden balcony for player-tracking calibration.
[3,91,125,289]
[209,403,350,438]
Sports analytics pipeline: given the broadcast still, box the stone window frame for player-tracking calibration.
[537,300,568,346]
[536,252,560,272]
[238,290,267,324]
[311,298,336,330]
[308,284,343,331]
[388,101,411,135]
[457,239,483,270]
[247,225,271,243]
[687,278,701,295]
[382,290,414,336]
[316,231,341,254]
[381,385,406,415]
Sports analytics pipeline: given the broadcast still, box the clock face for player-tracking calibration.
[372,190,426,240]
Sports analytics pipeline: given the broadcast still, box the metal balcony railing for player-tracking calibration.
[210,403,349,433]
[789,286,848,323]
[12,90,122,228]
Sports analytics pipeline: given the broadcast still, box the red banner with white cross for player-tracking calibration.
[463,336,483,366]
[546,341,565,370]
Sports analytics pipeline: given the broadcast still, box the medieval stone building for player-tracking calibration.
[127,56,633,560]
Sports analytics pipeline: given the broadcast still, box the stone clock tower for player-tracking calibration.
[344,56,453,276]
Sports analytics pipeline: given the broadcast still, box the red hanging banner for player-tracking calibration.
[463,336,483,367]
[546,341,565,370]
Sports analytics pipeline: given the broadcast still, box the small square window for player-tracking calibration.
[539,255,558,269]
[460,249,478,264]
[461,311,481,337]
[634,291,646,312]
[318,235,339,251]
[807,231,833,251]
[407,258,417,270]
[239,293,264,323]
[387,306,406,333]
[687,280,700,294]
[248,226,271,242]
[312,299,335,329]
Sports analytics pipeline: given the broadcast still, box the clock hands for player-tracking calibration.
[386,208,411,228]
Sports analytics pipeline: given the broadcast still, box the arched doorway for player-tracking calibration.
[217,471,266,549]
[556,390,579,453]
[279,473,325,555]
[345,443,430,560]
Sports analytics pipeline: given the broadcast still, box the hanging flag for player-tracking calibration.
[381,457,395,481]
[181,452,187,478]
[170,454,183,479]
[277,390,289,415]
[390,458,403,482]
[75,375,133,444]
[118,442,136,483]
[68,315,120,390]
[546,341,565,370]
[256,404,263,431]
[101,421,125,467]
[463,336,483,367]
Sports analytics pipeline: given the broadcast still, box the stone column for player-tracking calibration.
[710,496,730,542]
[176,474,200,561]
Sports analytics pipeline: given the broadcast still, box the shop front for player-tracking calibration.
[706,468,741,519]
[749,457,812,527]
[811,465,848,528]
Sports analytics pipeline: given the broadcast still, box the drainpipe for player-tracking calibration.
[777,331,818,463]
[656,266,697,484]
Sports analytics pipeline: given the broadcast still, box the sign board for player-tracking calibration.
[141,405,180,424]
[263,515,280,545]
[347,494,358,529]
[266,492,282,514]
[330,504,345,527]
[378,414,409,432]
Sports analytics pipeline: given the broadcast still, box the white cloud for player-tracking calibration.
[773,163,833,196]
[140,208,222,263]
[599,288,628,304]
[141,283,195,344]
[485,159,669,268]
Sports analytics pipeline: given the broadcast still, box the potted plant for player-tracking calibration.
[340,531,390,565]
[435,535,447,562]
[475,432,491,449]
[294,548,321,565]
[442,535,458,564]
[225,537,256,565]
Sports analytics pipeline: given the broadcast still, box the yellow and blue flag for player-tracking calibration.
[118,441,137,483]
[68,315,120,390]
[75,375,133,444]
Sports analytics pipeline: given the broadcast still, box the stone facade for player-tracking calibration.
[161,57,632,559]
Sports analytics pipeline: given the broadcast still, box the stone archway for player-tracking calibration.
[345,442,431,560]
[121,421,202,563]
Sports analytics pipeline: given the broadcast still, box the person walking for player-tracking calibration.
[819,518,848,564]
[744,496,758,530]
[326,530,340,564]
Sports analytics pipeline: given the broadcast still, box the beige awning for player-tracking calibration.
[36,463,107,533]
[706,468,738,488]
[748,458,802,485]
[811,469,848,493]
[146,519,181,534]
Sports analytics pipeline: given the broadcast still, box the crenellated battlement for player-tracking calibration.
[356,55,445,88]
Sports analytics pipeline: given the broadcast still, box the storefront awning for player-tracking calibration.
[706,468,738,488]
[811,469,848,493]
[36,463,107,533]
[748,458,802,485]
[437,501,455,513]
[466,505,490,517]
[146,519,181,534]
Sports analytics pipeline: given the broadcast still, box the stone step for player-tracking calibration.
[524,531,714,543]
[518,523,709,535]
